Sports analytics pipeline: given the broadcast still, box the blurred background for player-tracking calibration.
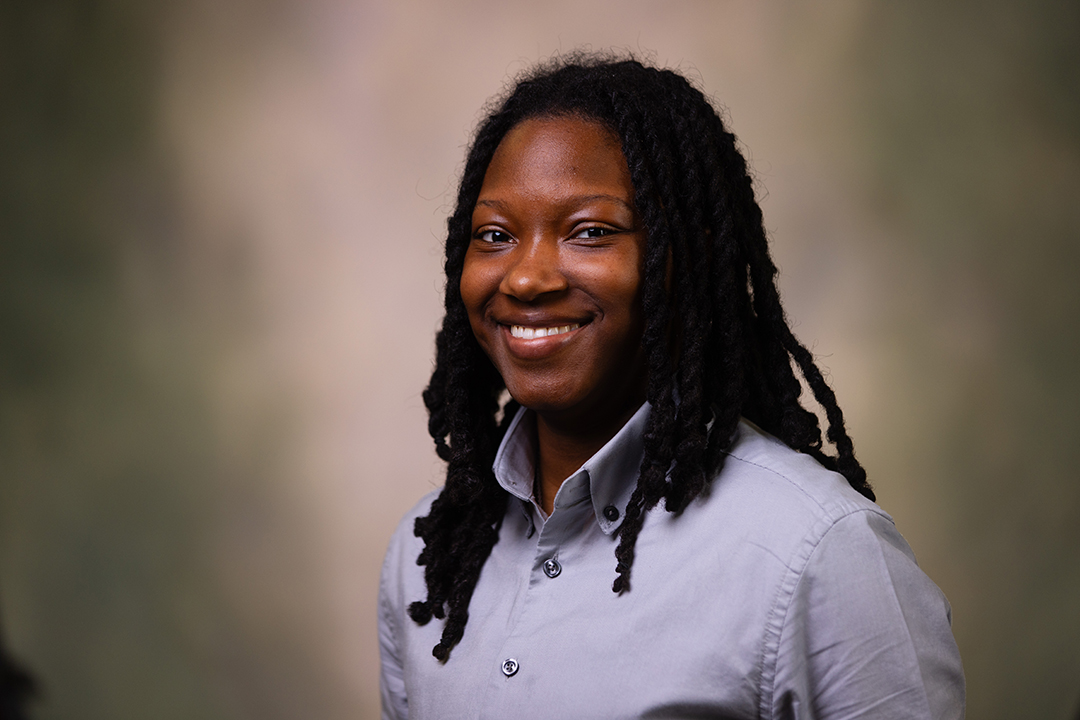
[1,1,1078,718]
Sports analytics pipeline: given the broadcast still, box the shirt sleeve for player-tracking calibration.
[769,509,965,720]
[378,525,409,720]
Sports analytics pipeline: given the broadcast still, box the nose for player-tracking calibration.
[499,238,567,301]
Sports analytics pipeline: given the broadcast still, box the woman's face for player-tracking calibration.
[460,115,648,428]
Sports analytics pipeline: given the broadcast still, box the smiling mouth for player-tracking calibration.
[508,323,581,339]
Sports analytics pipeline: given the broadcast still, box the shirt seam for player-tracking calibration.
[724,451,832,517]
[756,506,892,720]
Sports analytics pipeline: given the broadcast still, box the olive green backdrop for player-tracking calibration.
[2,1,1077,718]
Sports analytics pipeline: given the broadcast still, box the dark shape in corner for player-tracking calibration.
[0,620,36,720]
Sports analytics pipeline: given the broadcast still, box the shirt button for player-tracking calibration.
[542,558,562,578]
[501,658,519,677]
[603,505,620,521]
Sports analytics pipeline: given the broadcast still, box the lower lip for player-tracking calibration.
[500,324,584,360]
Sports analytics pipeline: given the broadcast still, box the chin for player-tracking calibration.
[505,386,580,414]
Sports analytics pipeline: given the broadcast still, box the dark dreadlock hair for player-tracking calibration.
[409,53,874,662]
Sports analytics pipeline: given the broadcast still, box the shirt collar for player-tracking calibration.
[493,402,651,535]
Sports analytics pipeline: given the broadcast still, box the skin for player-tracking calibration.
[461,115,649,515]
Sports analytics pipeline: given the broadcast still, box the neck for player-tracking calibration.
[533,400,642,516]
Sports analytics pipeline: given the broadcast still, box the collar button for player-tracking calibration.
[603,505,620,521]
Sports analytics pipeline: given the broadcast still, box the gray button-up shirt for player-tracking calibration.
[379,403,964,719]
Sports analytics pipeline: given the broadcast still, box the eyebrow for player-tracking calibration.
[474,194,636,213]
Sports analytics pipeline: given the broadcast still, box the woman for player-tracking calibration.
[379,55,964,719]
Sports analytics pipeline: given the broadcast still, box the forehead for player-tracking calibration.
[479,115,632,200]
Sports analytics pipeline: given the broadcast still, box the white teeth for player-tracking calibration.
[510,323,580,339]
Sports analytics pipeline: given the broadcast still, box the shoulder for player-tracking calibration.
[638,419,909,622]
[379,490,441,720]
[723,419,884,519]
[388,488,442,546]
[380,489,441,610]
[383,488,441,562]
[706,419,895,561]
[716,424,964,719]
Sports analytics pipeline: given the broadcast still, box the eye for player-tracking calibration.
[572,226,617,239]
[476,229,512,243]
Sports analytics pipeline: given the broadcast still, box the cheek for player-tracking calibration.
[459,254,501,346]
[577,258,645,319]
[459,254,489,315]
